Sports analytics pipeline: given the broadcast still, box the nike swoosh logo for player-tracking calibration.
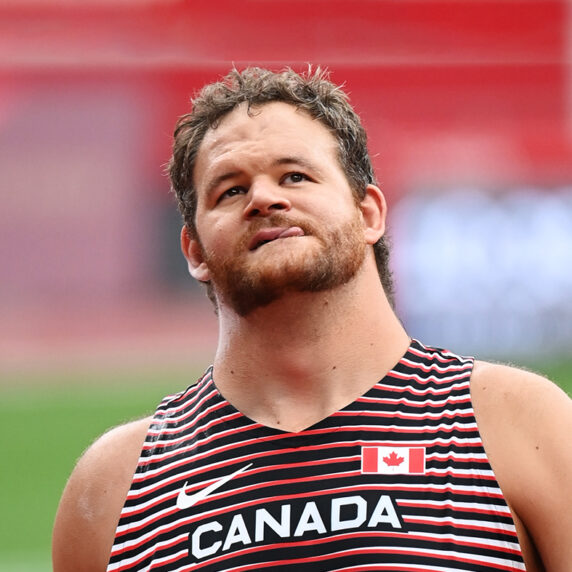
[176,463,253,510]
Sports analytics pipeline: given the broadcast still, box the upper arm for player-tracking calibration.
[52,417,152,572]
[471,362,572,572]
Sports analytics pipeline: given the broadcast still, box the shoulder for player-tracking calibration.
[470,360,571,444]
[52,416,152,572]
[471,360,571,419]
[470,360,572,570]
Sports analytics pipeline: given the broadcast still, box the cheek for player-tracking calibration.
[315,197,360,225]
[197,216,239,257]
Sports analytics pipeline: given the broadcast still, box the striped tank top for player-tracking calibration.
[107,339,525,571]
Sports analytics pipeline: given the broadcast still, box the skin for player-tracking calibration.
[53,102,572,571]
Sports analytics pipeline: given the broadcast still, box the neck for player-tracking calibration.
[211,263,410,432]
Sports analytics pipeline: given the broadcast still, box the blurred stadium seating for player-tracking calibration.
[1,0,570,368]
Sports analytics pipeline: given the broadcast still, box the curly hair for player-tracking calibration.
[168,66,394,306]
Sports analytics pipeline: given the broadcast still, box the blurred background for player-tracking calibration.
[1,1,571,569]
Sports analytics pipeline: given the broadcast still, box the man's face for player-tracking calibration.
[186,101,369,316]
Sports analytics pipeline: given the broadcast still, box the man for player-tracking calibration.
[53,67,572,571]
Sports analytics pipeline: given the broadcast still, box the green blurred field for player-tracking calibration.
[1,366,201,572]
[2,360,571,571]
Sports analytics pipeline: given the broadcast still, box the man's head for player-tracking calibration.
[168,66,394,307]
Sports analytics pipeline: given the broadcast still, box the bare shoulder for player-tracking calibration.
[471,360,572,571]
[472,359,570,401]
[52,416,152,572]
[471,360,571,448]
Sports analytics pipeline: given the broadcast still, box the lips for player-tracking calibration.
[248,226,305,250]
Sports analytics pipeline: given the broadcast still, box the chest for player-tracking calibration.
[110,393,524,571]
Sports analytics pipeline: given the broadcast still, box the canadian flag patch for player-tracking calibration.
[361,446,426,475]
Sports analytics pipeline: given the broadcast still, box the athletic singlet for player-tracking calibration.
[107,340,525,571]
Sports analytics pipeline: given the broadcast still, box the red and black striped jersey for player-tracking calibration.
[107,339,525,571]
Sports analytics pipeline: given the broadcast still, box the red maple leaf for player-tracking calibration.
[383,450,404,467]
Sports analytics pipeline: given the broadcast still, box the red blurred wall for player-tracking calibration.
[1,1,570,368]
[2,0,570,197]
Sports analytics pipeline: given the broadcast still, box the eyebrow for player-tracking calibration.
[272,156,322,175]
[204,170,242,197]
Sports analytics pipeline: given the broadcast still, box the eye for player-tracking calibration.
[282,172,310,185]
[217,186,246,203]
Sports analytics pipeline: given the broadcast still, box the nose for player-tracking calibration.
[243,179,291,218]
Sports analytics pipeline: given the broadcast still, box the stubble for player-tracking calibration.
[201,213,367,316]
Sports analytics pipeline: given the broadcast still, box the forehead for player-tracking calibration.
[194,102,340,186]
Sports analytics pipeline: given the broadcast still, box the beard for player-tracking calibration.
[200,212,367,317]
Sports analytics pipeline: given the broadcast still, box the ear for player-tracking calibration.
[180,227,211,282]
[360,184,387,244]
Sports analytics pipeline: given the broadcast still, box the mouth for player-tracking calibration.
[249,226,305,251]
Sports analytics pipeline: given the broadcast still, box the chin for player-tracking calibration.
[208,216,366,316]
[220,250,364,317]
